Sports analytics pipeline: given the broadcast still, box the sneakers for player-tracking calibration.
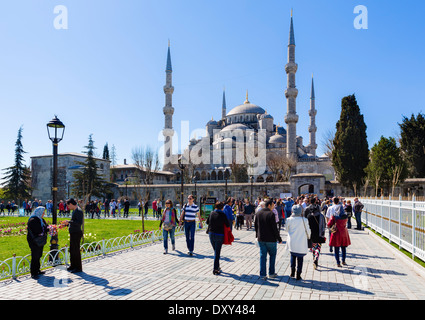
[269,273,278,279]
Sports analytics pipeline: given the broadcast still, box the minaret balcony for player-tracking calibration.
[285,62,298,74]
[285,87,298,98]
[163,106,174,115]
[284,113,299,124]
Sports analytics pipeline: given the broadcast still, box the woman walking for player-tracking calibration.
[305,197,326,269]
[286,203,311,280]
[327,200,351,267]
[27,206,48,279]
[206,202,230,275]
[159,199,177,254]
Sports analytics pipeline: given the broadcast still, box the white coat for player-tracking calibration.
[286,216,311,255]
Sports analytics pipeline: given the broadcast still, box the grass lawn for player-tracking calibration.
[0,213,162,262]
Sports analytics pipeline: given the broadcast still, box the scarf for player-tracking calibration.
[29,206,45,228]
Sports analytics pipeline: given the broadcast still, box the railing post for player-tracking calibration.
[102,238,106,256]
[412,196,416,260]
[399,194,402,250]
[12,254,16,279]
[64,245,69,266]
[130,233,133,248]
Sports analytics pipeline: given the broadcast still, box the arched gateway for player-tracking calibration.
[290,173,326,198]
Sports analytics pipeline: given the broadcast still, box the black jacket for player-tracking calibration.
[254,208,282,243]
[69,207,84,233]
[206,210,230,235]
[27,217,48,245]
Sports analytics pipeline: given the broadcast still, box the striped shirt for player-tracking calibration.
[183,204,199,221]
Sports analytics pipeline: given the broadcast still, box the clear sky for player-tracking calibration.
[0,0,424,181]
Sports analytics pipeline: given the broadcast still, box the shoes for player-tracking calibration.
[172,244,175,251]
[313,260,318,270]
[188,252,193,256]
[337,263,342,268]
[213,269,221,275]
[342,261,347,266]
[290,267,295,278]
[70,269,82,273]
[269,273,278,279]
[296,272,302,281]
[163,249,168,254]
[38,271,46,275]
[261,276,267,280]
[67,267,75,272]
[31,274,39,279]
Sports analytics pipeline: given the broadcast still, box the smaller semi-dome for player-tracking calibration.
[269,134,286,144]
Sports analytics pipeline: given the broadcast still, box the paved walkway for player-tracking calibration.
[1,225,425,302]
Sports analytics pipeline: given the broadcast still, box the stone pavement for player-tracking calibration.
[1,224,425,302]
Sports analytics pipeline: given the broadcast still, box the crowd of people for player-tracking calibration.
[13,191,365,282]
[154,193,364,281]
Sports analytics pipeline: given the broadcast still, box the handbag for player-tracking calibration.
[28,228,47,247]
[301,217,312,248]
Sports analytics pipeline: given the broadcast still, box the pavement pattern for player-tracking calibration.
[1,224,425,302]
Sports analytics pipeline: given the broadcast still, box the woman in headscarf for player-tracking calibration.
[286,203,311,280]
[27,206,48,279]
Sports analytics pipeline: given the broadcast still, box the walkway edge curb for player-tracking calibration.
[365,227,425,280]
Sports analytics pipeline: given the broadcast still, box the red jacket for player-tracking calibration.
[327,216,351,247]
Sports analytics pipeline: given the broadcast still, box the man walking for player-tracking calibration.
[353,197,364,230]
[254,199,283,280]
[179,195,203,256]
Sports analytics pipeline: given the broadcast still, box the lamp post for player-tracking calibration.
[250,175,254,203]
[178,156,185,210]
[47,116,65,256]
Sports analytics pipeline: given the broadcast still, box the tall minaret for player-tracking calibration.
[163,40,175,169]
[221,87,227,120]
[308,75,318,156]
[284,10,299,160]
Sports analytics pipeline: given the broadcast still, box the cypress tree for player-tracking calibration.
[1,126,32,201]
[332,94,369,194]
[398,112,425,177]
[72,134,106,200]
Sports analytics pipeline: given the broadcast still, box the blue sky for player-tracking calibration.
[0,0,424,180]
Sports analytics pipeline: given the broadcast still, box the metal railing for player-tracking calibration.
[358,196,425,262]
[0,225,202,281]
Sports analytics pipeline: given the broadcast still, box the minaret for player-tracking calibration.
[222,87,227,120]
[308,75,318,156]
[284,10,299,160]
[163,40,175,168]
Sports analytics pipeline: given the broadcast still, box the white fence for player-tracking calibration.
[358,197,425,262]
[0,225,200,281]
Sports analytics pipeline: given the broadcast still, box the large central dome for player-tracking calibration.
[226,92,265,116]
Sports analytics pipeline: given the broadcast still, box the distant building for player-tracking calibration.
[31,152,110,201]
[111,161,174,185]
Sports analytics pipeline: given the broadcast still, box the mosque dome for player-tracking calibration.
[221,123,250,132]
[226,91,265,116]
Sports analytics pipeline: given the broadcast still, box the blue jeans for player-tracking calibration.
[184,221,196,253]
[290,252,305,274]
[163,227,175,250]
[334,246,347,264]
[259,241,277,277]
[355,211,362,229]
[209,233,224,271]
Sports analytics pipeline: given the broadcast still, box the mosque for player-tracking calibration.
[161,13,335,196]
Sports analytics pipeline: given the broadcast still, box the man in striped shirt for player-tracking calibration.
[179,195,203,256]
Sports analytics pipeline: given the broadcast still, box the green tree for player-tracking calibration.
[332,94,369,195]
[102,143,110,160]
[1,126,32,202]
[72,134,107,200]
[365,136,408,196]
[398,112,425,178]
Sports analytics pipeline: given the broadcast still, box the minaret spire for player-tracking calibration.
[308,75,317,156]
[284,11,299,160]
[163,41,175,169]
[222,87,227,119]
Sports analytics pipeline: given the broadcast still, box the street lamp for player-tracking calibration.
[178,156,185,209]
[47,115,65,256]
[250,175,254,203]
